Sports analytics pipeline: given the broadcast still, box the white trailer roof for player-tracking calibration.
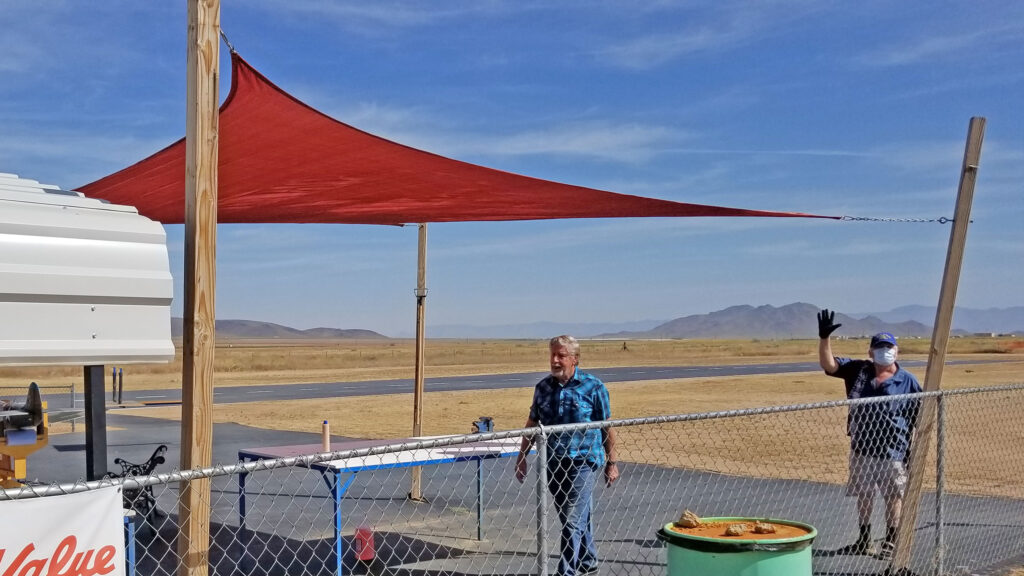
[0,172,174,365]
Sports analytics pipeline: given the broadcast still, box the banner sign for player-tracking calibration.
[0,486,125,576]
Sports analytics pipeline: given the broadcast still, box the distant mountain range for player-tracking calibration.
[173,303,1023,340]
[170,318,386,340]
[855,305,1024,334]
[431,303,1022,340]
[598,303,934,340]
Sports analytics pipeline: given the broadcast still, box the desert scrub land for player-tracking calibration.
[121,352,1024,499]
[2,336,1021,392]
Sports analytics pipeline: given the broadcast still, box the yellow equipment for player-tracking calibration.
[0,400,49,488]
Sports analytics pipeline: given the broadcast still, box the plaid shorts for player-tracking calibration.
[847,452,907,498]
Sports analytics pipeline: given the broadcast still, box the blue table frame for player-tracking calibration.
[237,436,527,576]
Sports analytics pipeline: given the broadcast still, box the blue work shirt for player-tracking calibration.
[830,357,922,461]
[529,368,611,466]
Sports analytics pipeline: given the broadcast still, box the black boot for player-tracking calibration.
[837,524,874,555]
[878,526,898,559]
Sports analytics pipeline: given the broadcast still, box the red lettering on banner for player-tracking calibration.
[1,545,34,576]
[19,557,47,576]
[0,537,117,576]
[89,549,115,576]
[46,537,74,576]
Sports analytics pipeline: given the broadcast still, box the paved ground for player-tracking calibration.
[22,410,1024,576]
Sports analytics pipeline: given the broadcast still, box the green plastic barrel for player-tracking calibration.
[656,517,816,576]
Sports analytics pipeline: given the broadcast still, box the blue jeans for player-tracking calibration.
[547,459,599,576]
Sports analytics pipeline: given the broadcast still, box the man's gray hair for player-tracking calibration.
[549,335,580,357]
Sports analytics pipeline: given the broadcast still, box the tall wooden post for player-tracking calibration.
[409,223,427,501]
[179,2,219,575]
[891,117,985,570]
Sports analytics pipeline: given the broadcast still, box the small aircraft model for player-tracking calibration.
[1,382,83,487]
[0,382,83,436]
[0,382,44,434]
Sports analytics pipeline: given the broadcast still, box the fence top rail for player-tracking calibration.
[2,382,1021,500]
[0,384,75,393]
[531,381,1024,436]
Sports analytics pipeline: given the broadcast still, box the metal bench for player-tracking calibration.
[107,444,168,529]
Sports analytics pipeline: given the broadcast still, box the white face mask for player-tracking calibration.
[872,347,897,366]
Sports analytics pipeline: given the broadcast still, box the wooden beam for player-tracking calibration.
[891,117,985,570]
[179,2,220,576]
[410,223,427,501]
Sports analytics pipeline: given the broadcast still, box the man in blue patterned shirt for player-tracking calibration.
[516,335,618,576]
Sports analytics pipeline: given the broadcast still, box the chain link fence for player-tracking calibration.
[2,384,1022,576]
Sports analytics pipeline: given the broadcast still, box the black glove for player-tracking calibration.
[817,309,842,339]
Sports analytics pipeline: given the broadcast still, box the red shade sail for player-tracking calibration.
[79,53,836,225]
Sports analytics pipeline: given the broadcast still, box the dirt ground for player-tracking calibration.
[3,336,1021,391]
[121,357,1024,499]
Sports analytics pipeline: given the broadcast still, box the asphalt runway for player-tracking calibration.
[113,359,947,405]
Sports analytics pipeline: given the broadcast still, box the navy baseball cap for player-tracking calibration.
[870,332,898,347]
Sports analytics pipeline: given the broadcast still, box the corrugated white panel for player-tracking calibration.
[0,173,174,366]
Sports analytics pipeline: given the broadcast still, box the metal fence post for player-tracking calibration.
[536,426,549,576]
[70,382,76,432]
[477,458,485,541]
[934,394,946,576]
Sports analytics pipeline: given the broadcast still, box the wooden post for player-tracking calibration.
[179,2,219,576]
[410,223,427,501]
[890,117,985,570]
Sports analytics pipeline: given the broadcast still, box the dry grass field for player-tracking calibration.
[3,337,1019,497]
[2,336,1021,391]
[90,336,1024,499]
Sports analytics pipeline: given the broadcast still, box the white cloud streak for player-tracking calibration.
[594,1,825,70]
[855,22,1024,67]
[326,102,692,163]
[245,0,523,32]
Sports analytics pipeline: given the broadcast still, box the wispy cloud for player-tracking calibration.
[599,29,740,69]
[245,0,524,33]
[872,138,1024,175]
[0,130,174,189]
[322,101,692,163]
[462,121,686,161]
[855,22,1024,67]
[878,71,1024,101]
[594,1,824,70]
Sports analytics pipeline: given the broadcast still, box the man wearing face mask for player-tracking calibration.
[817,309,922,560]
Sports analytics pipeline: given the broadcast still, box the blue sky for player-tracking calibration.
[2,1,1022,337]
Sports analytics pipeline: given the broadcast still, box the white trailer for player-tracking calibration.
[0,172,174,364]
[0,172,174,480]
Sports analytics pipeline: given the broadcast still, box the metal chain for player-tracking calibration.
[841,215,957,223]
[219,29,236,54]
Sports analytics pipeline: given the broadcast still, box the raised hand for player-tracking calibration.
[817,309,842,339]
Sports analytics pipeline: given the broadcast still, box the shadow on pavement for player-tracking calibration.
[131,513,537,576]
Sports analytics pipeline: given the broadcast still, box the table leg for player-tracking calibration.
[323,470,357,576]
[123,514,136,576]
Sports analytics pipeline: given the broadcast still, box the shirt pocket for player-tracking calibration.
[562,395,592,420]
